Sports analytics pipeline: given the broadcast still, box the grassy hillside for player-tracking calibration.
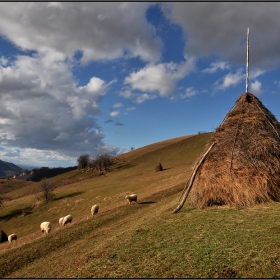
[1,132,280,278]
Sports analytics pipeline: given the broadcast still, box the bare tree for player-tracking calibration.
[77,154,90,169]
[94,154,112,173]
[39,178,56,202]
[0,196,4,208]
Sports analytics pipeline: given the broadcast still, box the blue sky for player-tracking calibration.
[0,2,280,167]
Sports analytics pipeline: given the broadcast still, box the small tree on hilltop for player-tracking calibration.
[94,154,112,173]
[39,178,56,202]
[77,154,90,169]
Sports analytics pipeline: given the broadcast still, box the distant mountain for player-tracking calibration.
[0,160,23,177]
[16,163,42,170]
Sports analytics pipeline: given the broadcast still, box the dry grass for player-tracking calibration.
[2,131,280,278]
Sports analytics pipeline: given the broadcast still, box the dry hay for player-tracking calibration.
[186,92,280,209]
[155,162,163,172]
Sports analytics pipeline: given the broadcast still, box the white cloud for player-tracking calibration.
[0,56,8,66]
[0,2,162,64]
[214,68,245,90]
[113,103,124,108]
[134,93,157,104]
[110,111,120,117]
[202,61,230,73]
[124,58,196,98]
[251,80,263,95]
[0,54,119,162]
[120,90,133,99]
[250,69,265,79]
[127,107,136,111]
[162,2,280,69]
[180,87,198,98]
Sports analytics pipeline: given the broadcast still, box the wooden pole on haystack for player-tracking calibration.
[246,27,250,93]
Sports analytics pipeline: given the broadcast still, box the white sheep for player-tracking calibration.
[8,234,17,243]
[91,205,99,216]
[125,194,137,204]
[59,217,64,226]
[40,222,52,234]
[62,214,72,226]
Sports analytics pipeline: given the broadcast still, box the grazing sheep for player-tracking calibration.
[62,214,72,226]
[125,194,137,204]
[8,234,17,243]
[40,222,52,234]
[91,205,99,216]
[59,217,64,226]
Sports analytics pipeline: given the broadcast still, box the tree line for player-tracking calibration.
[77,153,112,173]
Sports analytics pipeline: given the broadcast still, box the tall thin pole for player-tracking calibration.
[246,28,249,93]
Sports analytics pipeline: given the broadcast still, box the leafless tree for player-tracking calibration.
[40,178,56,202]
[94,154,112,173]
[77,154,90,169]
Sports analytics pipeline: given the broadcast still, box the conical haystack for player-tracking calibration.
[155,162,163,172]
[175,92,280,211]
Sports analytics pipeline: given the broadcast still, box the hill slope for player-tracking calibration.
[0,160,22,177]
[2,132,280,278]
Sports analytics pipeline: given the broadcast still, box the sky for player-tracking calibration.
[0,2,280,168]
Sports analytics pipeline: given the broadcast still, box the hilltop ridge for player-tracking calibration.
[0,160,22,177]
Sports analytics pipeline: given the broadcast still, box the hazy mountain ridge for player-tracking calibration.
[0,160,23,177]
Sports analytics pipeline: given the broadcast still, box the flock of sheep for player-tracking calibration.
[6,194,137,244]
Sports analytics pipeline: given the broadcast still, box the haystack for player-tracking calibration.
[155,162,163,172]
[174,92,280,212]
[0,230,8,243]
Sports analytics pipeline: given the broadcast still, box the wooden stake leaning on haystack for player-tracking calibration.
[174,142,216,213]
[173,29,280,213]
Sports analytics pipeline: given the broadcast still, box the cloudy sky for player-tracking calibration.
[0,2,280,167]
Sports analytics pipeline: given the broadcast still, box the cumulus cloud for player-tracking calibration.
[214,68,245,90]
[123,58,196,102]
[110,111,120,117]
[162,2,280,69]
[0,2,162,64]
[0,54,118,163]
[251,80,263,95]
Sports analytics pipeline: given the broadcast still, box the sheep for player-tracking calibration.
[125,194,137,204]
[59,217,64,226]
[8,234,17,243]
[91,205,99,216]
[62,214,72,226]
[40,222,52,234]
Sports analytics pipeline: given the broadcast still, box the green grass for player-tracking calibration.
[2,132,280,278]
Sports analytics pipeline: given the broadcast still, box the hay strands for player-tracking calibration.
[173,142,216,213]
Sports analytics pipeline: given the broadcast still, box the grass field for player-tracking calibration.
[1,132,280,278]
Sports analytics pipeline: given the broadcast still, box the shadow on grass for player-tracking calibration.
[163,167,172,171]
[138,201,156,205]
[114,163,135,170]
[0,209,24,221]
[55,191,84,201]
